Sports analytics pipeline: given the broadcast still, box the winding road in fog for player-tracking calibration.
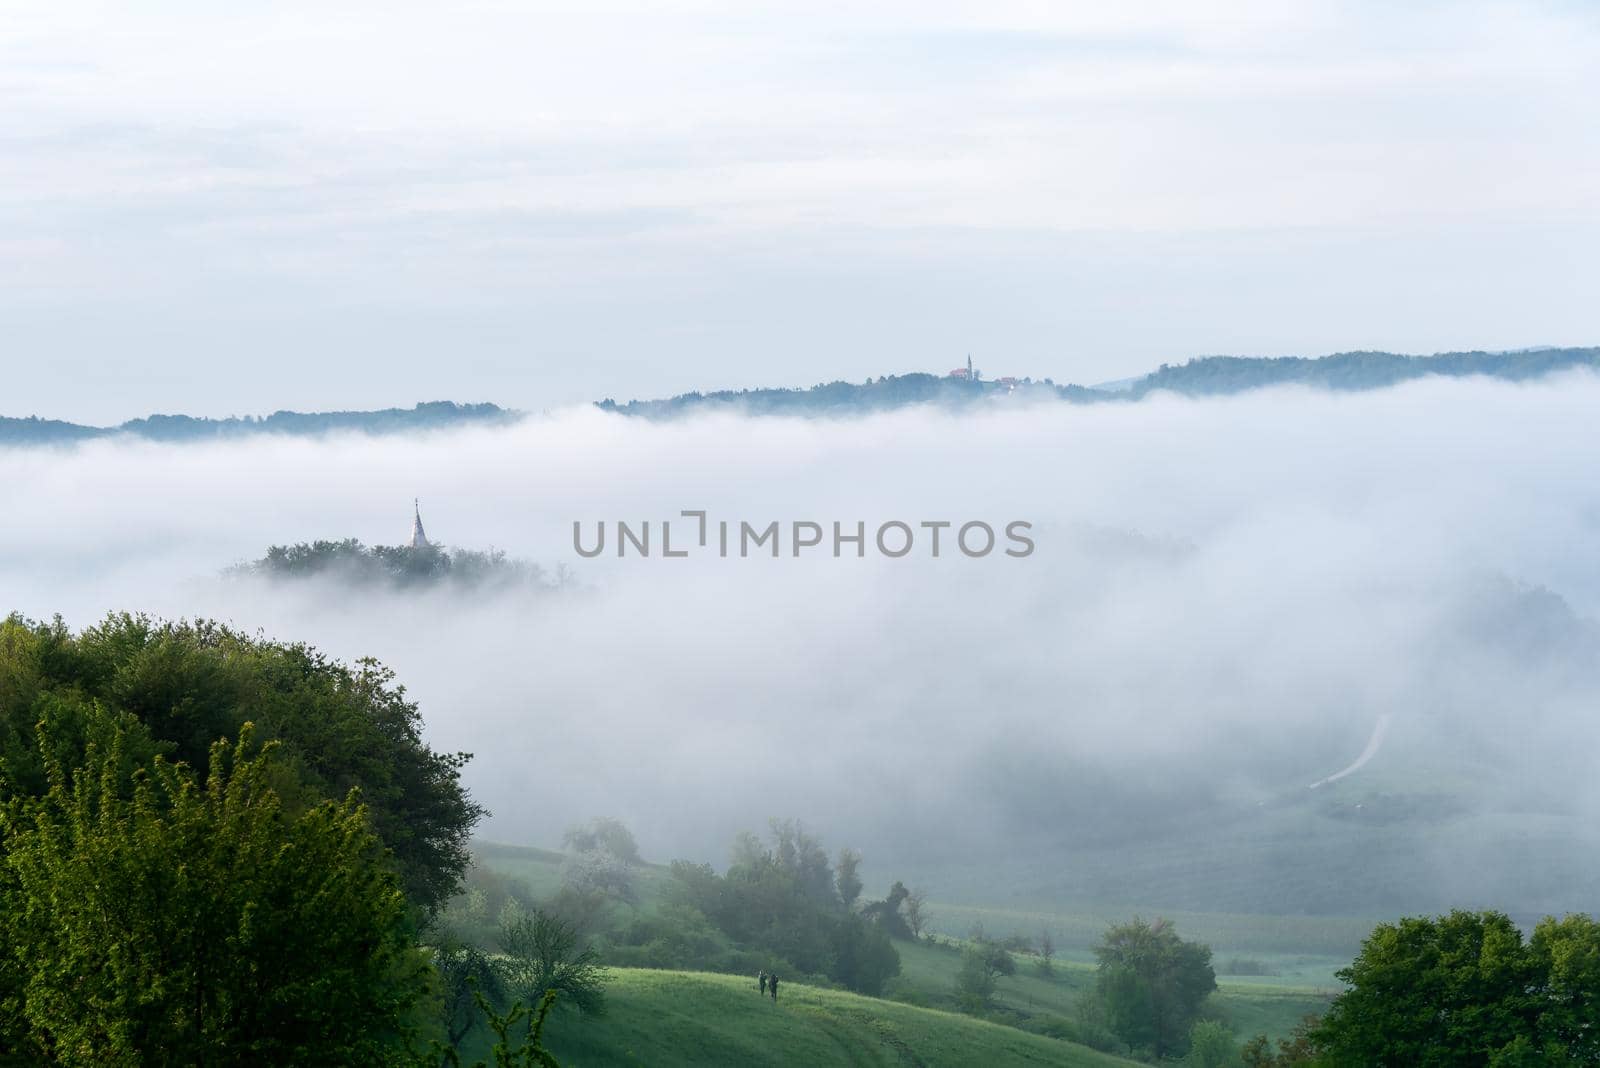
[1308,713,1393,789]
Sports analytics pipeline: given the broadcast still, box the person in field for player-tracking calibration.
[769,974,779,1002]
[758,971,768,996]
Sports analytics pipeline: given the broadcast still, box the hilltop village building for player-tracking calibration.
[946,356,1021,391]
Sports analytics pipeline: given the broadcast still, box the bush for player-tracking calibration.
[955,942,1016,1014]
[1188,1020,1241,1067]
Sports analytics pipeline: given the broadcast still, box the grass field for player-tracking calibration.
[529,968,1142,1067]
[888,938,1331,1045]
[919,899,1372,961]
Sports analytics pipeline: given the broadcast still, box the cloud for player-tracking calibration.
[4,1,1600,420]
[4,374,1600,913]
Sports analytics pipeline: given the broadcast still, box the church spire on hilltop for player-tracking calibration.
[410,498,429,549]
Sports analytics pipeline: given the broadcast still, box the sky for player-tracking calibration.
[3,0,1599,423]
[6,373,1600,914]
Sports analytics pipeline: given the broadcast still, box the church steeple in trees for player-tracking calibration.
[410,499,429,549]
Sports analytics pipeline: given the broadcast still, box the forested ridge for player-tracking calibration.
[9,348,1596,446]
[598,346,1600,418]
[0,401,515,446]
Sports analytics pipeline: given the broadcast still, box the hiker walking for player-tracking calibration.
[758,971,768,996]
[769,974,779,1002]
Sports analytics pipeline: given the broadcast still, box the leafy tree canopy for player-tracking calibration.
[1313,909,1600,1066]
[0,712,430,1064]
[0,612,484,914]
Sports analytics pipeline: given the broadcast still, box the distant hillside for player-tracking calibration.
[0,401,518,447]
[12,348,1597,441]
[1128,346,1600,398]
[595,372,1089,418]
[599,346,1600,418]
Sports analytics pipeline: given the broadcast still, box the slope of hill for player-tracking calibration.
[533,968,1139,1067]
[597,346,1600,418]
[0,400,518,446]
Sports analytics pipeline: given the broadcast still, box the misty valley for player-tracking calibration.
[5,353,1600,1065]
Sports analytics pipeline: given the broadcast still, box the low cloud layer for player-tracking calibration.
[5,375,1600,916]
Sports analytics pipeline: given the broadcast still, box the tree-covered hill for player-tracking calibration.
[596,372,1093,418]
[230,538,565,593]
[10,348,1599,441]
[0,400,518,446]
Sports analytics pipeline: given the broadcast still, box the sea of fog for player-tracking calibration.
[5,373,1600,916]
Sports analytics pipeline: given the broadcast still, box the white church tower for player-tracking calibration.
[410,498,429,549]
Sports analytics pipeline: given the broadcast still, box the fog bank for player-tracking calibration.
[5,373,1599,915]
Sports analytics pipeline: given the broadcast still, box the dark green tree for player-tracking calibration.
[1094,917,1217,1059]
[835,847,863,908]
[862,880,913,940]
[0,612,484,915]
[828,913,899,996]
[1312,910,1536,1065]
[1525,913,1600,1063]
[1313,909,1600,1066]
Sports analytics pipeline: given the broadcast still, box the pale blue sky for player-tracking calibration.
[3,0,1597,422]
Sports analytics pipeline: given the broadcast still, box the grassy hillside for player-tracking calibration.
[912,898,1369,963]
[534,968,1140,1067]
[471,841,1337,1046]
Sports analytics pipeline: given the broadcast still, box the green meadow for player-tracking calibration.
[521,969,1142,1067]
